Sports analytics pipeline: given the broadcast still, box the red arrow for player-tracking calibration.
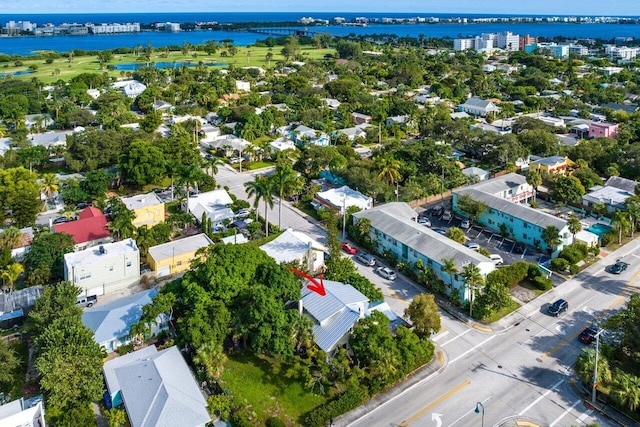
[288,268,326,296]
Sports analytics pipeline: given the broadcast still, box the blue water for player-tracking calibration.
[0,12,639,55]
[114,61,228,70]
[0,70,34,76]
[586,223,612,237]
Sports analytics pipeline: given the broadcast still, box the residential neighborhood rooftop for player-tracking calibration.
[121,193,164,210]
[64,238,138,268]
[147,234,213,261]
[260,228,326,264]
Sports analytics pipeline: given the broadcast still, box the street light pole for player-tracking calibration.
[475,402,485,427]
[591,328,605,404]
[342,196,346,240]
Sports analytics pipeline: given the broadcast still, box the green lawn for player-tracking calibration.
[483,299,520,324]
[2,45,335,84]
[219,352,330,425]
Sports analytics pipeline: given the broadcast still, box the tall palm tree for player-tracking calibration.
[566,216,582,243]
[624,195,640,238]
[441,258,458,290]
[0,227,22,250]
[375,155,402,186]
[244,176,274,236]
[177,163,205,212]
[40,173,59,202]
[610,371,640,412]
[526,170,542,202]
[541,225,562,254]
[611,211,630,245]
[461,263,483,317]
[206,156,224,178]
[269,161,304,228]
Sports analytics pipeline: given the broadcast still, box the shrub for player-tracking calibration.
[45,58,54,64]
[569,264,579,275]
[229,410,253,427]
[303,385,369,427]
[381,248,398,267]
[600,231,615,247]
[550,258,569,272]
[527,264,541,278]
[266,417,287,427]
[558,243,589,264]
[533,276,553,290]
[530,201,538,209]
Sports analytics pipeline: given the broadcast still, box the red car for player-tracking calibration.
[341,242,357,254]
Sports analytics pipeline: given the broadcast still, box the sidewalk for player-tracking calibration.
[335,347,447,426]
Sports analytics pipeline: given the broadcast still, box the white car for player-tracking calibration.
[417,216,431,227]
[465,242,480,251]
[442,210,452,221]
[376,267,397,280]
[489,254,504,265]
[460,219,471,229]
[234,209,251,219]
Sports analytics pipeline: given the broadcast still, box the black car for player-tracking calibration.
[548,299,568,316]
[52,216,71,225]
[578,325,602,344]
[76,202,92,209]
[431,205,444,216]
[610,261,628,274]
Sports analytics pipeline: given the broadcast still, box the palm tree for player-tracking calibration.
[610,371,640,412]
[611,211,630,245]
[206,156,224,178]
[244,176,275,237]
[40,173,59,202]
[441,258,458,290]
[566,216,582,243]
[461,263,483,317]
[526,170,542,202]
[106,197,136,240]
[624,196,640,237]
[541,225,562,254]
[193,342,227,382]
[291,313,314,353]
[375,155,402,186]
[0,227,22,250]
[269,161,304,228]
[1,263,24,293]
[177,164,205,211]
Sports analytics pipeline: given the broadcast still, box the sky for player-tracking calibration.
[1,0,639,15]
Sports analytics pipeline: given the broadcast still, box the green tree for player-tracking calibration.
[541,225,562,253]
[0,339,19,394]
[244,175,275,236]
[611,210,630,245]
[567,216,582,242]
[455,194,487,224]
[269,160,304,229]
[624,195,640,238]
[24,231,75,285]
[440,258,458,290]
[104,408,127,427]
[40,173,59,201]
[375,155,402,186]
[404,293,441,338]
[473,281,512,319]
[106,197,136,240]
[1,262,24,293]
[0,167,42,227]
[119,139,166,186]
[446,227,466,244]
[604,294,640,368]
[193,342,227,381]
[461,264,483,317]
[552,175,585,204]
[610,370,640,412]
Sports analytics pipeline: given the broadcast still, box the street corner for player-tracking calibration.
[497,417,545,427]
[472,323,493,333]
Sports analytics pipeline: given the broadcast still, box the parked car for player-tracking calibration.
[417,216,431,227]
[76,295,97,308]
[610,261,628,274]
[465,242,480,251]
[513,242,526,254]
[442,210,452,221]
[376,267,397,280]
[431,205,444,216]
[76,202,92,209]
[52,216,73,225]
[460,219,471,229]
[548,299,568,316]
[578,325,602,344]
[355,252,376,266]
[432,228,447,235]
[229,157,243,164]
[489,254,504,265]
[341,242,357,255]
[234,208,251,219]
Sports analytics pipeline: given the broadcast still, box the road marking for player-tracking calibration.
[447,396,491,426]
[516,422,541,427]
[575,409,592,423]
[549,398,581,427]
[432,330,450,342]
[398,380,471,427]
[440,328,471,347]
[555,325,565,335]
[449,335,496,364]
[517,378,564,416]
[473,324,492,333]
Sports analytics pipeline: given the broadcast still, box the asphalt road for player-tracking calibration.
[219,165,634,426]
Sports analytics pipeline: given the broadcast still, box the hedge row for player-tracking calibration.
[303,385,369,427]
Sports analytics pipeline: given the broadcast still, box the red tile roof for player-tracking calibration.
[53,207,110,244]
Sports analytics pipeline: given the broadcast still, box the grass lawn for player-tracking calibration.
[3,45,335,84]
[219,351,330,425]
[483,299,520,324]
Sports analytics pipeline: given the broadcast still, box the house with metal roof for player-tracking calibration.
[458,97,500,117]
[0,395,46,427]
[314,185,372,214]
[121,193,165,228]
[187,189,235,231]
[462,166,491,182]
[54,206,112,251]
[582,176,636,214]
[103,345,210,427]
[82,289,168,352]
[353,203,496,301]
[529,156,576,176]
[260,228,326,274]
[147,234,213,278]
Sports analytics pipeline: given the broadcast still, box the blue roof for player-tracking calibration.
[82,289,159,346]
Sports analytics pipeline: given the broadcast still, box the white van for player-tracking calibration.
[489,254,504,265]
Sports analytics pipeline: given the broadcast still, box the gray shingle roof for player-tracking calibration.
[463,173,527,196]
[605,176,637,193]
[456,188,567,229]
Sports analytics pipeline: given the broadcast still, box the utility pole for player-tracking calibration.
[342,196,347,240]
[591,328,606,404]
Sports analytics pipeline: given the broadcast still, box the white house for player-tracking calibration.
[314,185,373,214]
[462,166,491,182]
[458,97,501,117]
[120,80,147,98]
[260,228,326,274]
[82,289,169,352]
[235,80,251,92]
[64,238,140,296]
[187,189,235,230]
[0,396,46,427]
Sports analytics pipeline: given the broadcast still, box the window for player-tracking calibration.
[109,266,114,271]
[427,259,432,265]
[126,261,132,267]
[523,233,528,239]
[176,261,182,266]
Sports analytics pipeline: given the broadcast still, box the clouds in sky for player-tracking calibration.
[1,0,638,15]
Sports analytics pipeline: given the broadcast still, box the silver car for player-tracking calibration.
[376,267,397,280]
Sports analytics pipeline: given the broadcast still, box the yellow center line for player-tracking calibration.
[541,266,640,359]
[516,422,541,427]
[399,380,471,427]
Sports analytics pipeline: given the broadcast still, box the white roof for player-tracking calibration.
[104,346,210,427]
[64,238,138,268]
[260,229,326,264]
[220,234,249,245]
[315,185,372,211]
[187,190,234,224]
[148,234,212,261]
[121,193,163,210]
[82,289,163,346]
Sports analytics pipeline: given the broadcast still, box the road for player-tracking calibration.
[217,165,634,426]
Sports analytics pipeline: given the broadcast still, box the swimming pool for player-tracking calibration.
[586,223,612,237]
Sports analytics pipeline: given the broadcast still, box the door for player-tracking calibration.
[157,265,171,278]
